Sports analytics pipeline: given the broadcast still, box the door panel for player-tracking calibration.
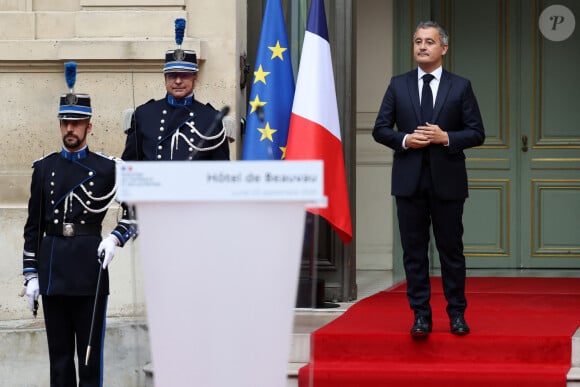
[447,0,508,148]
[522,0,580,267]
[463,179,511,260]
[434,0,517,268]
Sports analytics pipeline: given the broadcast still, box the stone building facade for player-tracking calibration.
[0,0,245,321]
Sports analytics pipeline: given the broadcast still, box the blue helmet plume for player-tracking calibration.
[175,18,186,46]
[65,62,77,91]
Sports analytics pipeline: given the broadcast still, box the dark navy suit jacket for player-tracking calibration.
[373,68,485,199]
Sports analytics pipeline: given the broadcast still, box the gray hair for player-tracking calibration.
[414,21,449,46]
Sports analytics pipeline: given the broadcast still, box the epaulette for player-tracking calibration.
[31,151,58,168]
[95,152,118,162]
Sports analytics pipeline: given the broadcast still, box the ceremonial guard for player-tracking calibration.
[21,62,136,387]
[122,18,230,161]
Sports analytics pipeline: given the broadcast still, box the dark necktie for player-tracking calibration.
[421,73,434,125]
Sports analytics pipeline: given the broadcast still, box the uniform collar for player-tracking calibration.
[167,94,194,106]
[61,146,88,161]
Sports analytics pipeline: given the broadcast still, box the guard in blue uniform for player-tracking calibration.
[122,18,229,161]
[22,62,136,387]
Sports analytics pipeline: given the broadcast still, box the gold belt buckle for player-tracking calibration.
[63,223,75,237]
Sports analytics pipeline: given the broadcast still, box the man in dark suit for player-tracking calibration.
[373,21,485,337]
[22,62,136,386]
[122,18,229,162]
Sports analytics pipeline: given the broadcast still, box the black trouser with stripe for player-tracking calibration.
[42,295,108,387]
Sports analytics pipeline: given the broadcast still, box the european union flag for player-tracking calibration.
[242,0,295,160]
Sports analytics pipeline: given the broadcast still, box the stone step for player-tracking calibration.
[4,314,580,386]
[569,329,580,386]
[0,317,150,387]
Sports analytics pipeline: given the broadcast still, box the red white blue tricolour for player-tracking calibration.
[286,0,352,244]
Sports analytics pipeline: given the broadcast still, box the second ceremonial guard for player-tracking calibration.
[122,18,230,161]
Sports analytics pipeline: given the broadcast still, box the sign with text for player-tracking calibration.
[116,160,326,206]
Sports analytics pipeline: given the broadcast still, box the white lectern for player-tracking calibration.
[116,160,325,387]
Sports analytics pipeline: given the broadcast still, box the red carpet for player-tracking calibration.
[299,277,580,387]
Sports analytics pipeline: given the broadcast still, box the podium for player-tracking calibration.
[116,160,325,387]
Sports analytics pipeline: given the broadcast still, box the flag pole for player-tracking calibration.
[296,212,325,308]
[308,213,324,307]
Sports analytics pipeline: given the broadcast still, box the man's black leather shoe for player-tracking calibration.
[410,316,432,337]
[450,315,470,336]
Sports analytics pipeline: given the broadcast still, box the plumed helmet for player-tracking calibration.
[164,18,199,73]
[58,62,92,120]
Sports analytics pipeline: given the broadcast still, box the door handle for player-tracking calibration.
[521,135,528,152]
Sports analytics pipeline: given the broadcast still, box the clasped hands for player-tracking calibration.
[405,123,449,149]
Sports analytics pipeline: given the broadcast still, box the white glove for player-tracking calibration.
[97,235,119,269]
[25,276,39,312]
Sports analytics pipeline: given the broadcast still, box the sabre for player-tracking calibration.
[85,251,105,366]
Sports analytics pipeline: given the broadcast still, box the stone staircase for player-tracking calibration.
[289,312,580,387]
[0,309,343,387]
[286,309,348,387]
[569,331,580,387]
[3,311,580,387]
[143,309,347,387]
[0,317,150,387]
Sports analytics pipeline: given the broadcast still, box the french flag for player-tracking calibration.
[286,0,352,244]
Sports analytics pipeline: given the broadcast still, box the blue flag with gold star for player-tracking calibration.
[242,0,295,160]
